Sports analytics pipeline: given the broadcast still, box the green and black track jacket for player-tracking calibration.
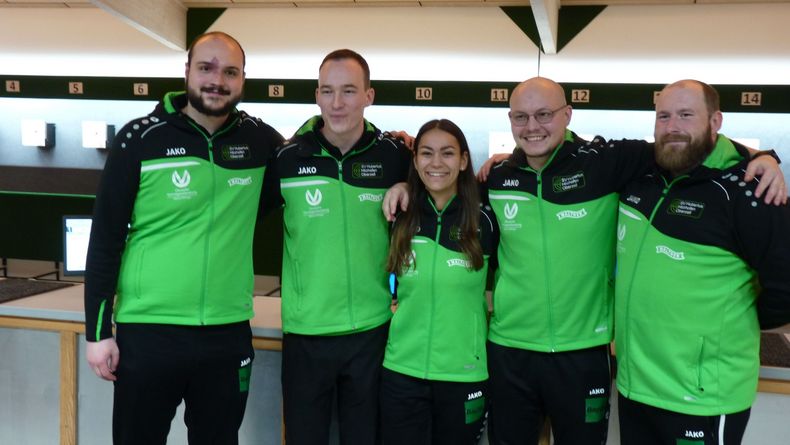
[84,92,284,341]
[384,194,498,382]
[615,135,790,416]
[264,116,411,335]
[485,130,653,352]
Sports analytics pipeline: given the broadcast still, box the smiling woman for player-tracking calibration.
[381,119,498,445]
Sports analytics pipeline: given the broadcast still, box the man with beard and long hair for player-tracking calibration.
[615,79,790,445]
[84,32,284,444]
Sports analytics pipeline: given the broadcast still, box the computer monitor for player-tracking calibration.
[63,215,92,276]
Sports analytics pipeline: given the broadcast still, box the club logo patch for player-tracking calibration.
[172,170,190,188]
[305,189,322,206]
[552,172,585,193]
[221,144,251,161]
[667,199,704,219]
[504,203,518,220]
[352,162,383,179]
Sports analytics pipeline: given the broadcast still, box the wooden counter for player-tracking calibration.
[0,283,283,445]
[2,281,789,445]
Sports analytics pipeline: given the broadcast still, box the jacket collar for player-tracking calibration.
[507,129,577,171]
[293,115,381,158]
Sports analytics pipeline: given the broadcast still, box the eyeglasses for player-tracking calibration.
[509,105,568,126]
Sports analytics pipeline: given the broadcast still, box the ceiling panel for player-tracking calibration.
[2,0,789,7]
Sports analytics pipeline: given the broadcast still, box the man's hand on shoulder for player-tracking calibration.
[477,152,511,182]
[744,153,787,206]
[386,131,414,150]
[383,182,409,222]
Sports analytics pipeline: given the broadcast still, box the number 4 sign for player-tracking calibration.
[5,80,20,93]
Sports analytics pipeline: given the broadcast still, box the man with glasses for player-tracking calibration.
[481,76,650,444]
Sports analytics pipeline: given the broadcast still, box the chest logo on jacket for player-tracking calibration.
[221,144,251,161]
[656,245,685,261]
[447,258,471,268]
[504,203,518,220]
[172,170,191,188]
[556,209,587,220]
[552,172,586,193]
[228,177,253,187]
[352,162,383,179]
[167,170,197,201]
[667,199,705,219]
[358,193,383,202]
[298,166,317,175]
[303,188,329,218]
[305,189,322,206]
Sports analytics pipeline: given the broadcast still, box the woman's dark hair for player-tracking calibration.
[386,119,483,275]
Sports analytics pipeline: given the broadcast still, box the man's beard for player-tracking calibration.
[186,83,242,117]
[655,126,715,176]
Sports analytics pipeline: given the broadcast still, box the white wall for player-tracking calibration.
[1,4,789,84]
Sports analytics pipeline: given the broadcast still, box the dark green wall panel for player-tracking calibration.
[3,75,788,112]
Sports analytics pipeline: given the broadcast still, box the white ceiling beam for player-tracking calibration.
[529,0,560,54]
[90,0,187,50]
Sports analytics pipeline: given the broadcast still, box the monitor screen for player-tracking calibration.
[63,216,92,276]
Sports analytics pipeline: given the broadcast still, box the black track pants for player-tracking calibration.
[282,322,389,445]
[486,341,612,445]
[379,367,487,445]
[112,322,254,445]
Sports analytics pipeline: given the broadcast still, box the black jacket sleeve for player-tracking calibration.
[259,141,287,219]
[606,138,656,192]
[733,186,790,329]
[84,123,140,341]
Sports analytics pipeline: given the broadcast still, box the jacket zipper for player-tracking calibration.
[534,172,556,351]
[424,197,451,378]
[187,118,238,324]
[317,139,377,330]
[335,158,355,328]
[621,174,687,389]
